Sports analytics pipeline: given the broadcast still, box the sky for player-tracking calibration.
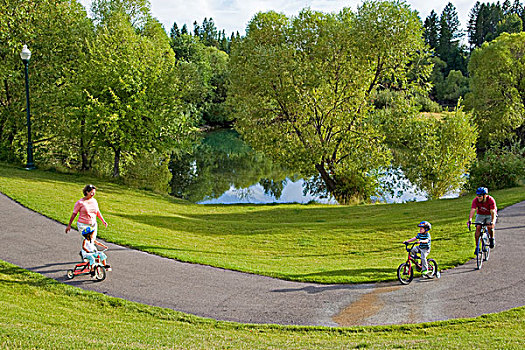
[79,0,479,36]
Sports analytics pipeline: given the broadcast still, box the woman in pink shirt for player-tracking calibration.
[65,184,108,240]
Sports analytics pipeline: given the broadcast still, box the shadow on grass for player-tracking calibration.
[0,265,60,288]
[283,268,395,285]
[112,211,420,236]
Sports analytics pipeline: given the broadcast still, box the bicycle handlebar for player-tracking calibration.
[403,242,417,251]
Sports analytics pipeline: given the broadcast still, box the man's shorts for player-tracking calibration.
[475,214,494,225]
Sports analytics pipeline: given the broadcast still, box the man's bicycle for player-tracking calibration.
[469,222,491,270]
[397,242,440,285]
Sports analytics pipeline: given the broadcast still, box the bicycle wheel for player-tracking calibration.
[93,265,106,281]
[483,243,490,261]
[397,263,413,285]
[427,259,438,278]
[476,236,483,270]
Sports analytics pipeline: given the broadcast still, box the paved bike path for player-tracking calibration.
[1,192,524,327]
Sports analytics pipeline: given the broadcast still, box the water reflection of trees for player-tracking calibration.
[169,129,292,202]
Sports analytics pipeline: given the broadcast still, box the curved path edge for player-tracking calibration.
[1,192,524,327]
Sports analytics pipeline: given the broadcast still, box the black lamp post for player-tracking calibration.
[20,44,34,169]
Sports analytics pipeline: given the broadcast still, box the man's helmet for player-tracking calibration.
[476,187,488,195]
[417,221,431,231]
[81,226,94,237]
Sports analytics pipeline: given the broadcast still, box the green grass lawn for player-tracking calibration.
[1,163,525,284]
[1,260,524,349]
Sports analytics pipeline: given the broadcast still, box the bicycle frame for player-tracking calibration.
[66,249,108,281]
[474,223,491,269]
[397,242,439,284]
[404,242,423,271]
[70,256,103,276]
[475,223,490,246]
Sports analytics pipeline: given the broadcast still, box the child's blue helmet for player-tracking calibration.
[81,226,94,237]
[417,221,431,231]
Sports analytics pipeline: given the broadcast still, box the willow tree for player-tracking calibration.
[466,32,525,147]
[381,107,477,199]
[228,0,428,202]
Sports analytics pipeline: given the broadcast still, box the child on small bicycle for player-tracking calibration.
[403,221,432,277]
[81,227,111,272]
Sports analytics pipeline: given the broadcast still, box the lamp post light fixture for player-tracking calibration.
[20,44,34,169]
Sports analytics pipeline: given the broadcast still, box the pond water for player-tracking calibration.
[169,129,458,205]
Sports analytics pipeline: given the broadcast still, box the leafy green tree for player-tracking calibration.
[383,108,477,199]
[436,70,470,106]
[465,139,525,191]
[170,31,204,62]
[466,32,525,147]
[172,35,230,125]
[0,0,92,166]
[496,13,523,36]
[91,0,150,28]
[228,1,429,203]
[78,7,194,177]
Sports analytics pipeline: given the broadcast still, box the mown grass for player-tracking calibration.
[1,260,524,349]
[1,163,525,283]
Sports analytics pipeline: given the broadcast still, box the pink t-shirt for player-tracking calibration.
[73,198,100,225]
[471,195,497,216]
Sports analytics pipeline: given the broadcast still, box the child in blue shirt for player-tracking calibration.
[403,221,432,276]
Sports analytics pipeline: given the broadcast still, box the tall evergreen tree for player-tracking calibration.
[503,0,513,14]
[468,1,483,48]
[438,2,463,54]
[193,21,200,37]
[476,3,504,44]
[437,3,466,75]
[170,22,180,40]
[424,10,440,50]
[511,0,523,14]
[201,17,219,47]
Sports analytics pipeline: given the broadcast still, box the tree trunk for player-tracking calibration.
[80,118,89,171]
[315,163,337,194]
[113,148,121,178]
